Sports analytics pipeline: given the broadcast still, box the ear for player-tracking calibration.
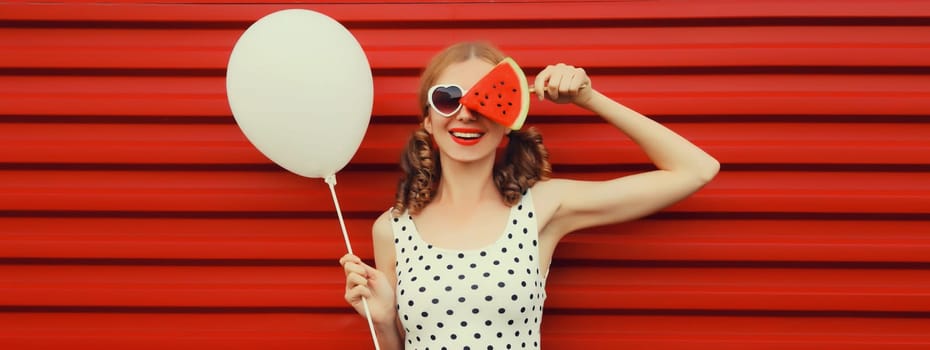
[422,116,433,135]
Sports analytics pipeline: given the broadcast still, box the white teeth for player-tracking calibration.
[451,131,483,139]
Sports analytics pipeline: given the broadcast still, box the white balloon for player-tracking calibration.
[226,9,373,178]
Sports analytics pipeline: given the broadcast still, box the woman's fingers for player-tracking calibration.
[342,253,373,306]
[339,253,361,267]
[533,63,591,104]
[533,67,550,101]
[340,253,372,293]
[346,271,368,289]
[534,63,588,102]
[345,283,372,304]
[546,69,562,101]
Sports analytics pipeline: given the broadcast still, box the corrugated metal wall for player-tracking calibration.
[2,1,929,349]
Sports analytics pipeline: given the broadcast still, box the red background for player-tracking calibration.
[1,1,929,349]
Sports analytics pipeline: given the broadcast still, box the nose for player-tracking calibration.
[456,107,477,122]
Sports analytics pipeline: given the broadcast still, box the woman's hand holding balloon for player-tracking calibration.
[341,254,396,325]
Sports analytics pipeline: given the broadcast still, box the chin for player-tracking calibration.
[438,141,499,164]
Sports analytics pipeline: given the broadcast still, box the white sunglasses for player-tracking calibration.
[426,84,468,117]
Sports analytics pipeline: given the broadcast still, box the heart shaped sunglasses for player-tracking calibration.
[426,84,467,117]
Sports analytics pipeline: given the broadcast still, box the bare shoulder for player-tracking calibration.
[372,210,395,246]
[370,209,399,274]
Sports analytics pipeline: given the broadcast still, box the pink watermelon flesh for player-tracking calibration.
[460,57,530,130]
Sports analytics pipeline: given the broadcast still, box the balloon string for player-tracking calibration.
[325,174,381,350]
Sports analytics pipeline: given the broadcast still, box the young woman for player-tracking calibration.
[340,41,719,350]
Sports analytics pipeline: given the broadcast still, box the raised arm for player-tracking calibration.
[533,64,720,238]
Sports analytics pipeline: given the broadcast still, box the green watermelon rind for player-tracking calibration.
[500,57,530,130]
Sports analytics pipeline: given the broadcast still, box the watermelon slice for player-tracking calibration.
[461,57,530,130]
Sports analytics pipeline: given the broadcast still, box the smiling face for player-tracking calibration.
[423,58,510,164]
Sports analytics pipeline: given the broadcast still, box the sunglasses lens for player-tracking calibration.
[430,86,463,116]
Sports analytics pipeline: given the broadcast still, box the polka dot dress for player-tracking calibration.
[392,189,546,350]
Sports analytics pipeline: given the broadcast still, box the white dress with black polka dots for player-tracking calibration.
[392,189,546,350]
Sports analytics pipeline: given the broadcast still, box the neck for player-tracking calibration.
[434,153,499,207]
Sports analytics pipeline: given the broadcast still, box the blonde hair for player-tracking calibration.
[393,42,551,216]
